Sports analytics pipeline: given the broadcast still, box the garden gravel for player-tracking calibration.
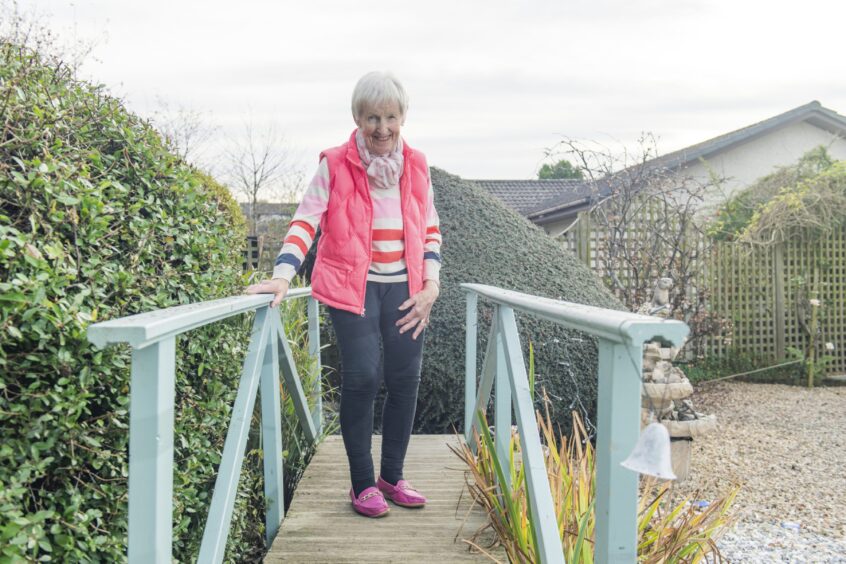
[672,382,846,562]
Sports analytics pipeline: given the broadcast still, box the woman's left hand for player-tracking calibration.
[396,281,440,340]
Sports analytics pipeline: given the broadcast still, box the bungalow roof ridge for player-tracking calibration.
[525,100,846,221]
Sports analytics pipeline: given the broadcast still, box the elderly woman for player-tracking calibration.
[246,71,442,518]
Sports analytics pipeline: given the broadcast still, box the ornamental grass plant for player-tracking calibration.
[452,392,738,563]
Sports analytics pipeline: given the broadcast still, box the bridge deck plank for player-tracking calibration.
[265,434,507,563]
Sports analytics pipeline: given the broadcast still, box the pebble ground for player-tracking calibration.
[671,382,846,562]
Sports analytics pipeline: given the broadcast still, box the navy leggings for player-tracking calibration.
[327,281,426,497]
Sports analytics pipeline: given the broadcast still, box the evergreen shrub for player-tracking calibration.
[411,168,624,435]
[0,40,284,561]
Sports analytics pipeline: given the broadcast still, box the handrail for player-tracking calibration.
[461,284,684,345]
[87,288,312,349]
[462,284,688,564]
[86,289,323,564]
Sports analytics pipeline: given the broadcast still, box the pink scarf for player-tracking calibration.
[355,128,404,190]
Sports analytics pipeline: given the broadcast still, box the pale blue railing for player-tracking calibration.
[87,283,687,563]
[87,289,323,563]
[462,284,689,564]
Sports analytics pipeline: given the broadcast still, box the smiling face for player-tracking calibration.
[355,100,403,156]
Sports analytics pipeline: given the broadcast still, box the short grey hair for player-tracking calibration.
[351,71,409,120]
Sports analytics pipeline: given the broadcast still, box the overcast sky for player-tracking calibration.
[21,0,846,184]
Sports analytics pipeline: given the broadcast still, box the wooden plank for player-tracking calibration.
[711,242,720,358]
[467,311,498,450]
[265,435,507,563]
[839,226,844,373]
[87,290,311,349]
[276,315,318,443]
[774,243,786,360]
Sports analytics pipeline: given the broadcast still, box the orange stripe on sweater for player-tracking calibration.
[371,250,404,263]
[372,229,404,241]
[289,220,316,239]
[284,234,308,255]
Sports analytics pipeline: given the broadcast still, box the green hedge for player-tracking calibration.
[0,41,274,561]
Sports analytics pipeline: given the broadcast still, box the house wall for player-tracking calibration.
[541,216,577,237]
[682,121,846,212]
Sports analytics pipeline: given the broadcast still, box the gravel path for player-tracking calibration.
[672,382,846,562]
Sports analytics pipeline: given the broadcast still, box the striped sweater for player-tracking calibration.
[272,157,442,284]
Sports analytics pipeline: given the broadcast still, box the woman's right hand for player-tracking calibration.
[245,278,290,308]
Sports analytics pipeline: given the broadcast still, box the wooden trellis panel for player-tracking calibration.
[563,212,846,375]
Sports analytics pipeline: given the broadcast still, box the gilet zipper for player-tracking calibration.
[359,166,372,317]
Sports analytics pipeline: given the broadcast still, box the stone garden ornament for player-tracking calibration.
[623,277,717,482]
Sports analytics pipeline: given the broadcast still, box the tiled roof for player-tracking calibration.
[471,179,587,215]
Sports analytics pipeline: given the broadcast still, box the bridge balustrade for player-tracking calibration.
[88,283,688,563]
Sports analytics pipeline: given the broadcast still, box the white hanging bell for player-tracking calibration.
[620,422,676,480]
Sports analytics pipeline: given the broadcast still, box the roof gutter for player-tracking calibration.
[528,196,592,224]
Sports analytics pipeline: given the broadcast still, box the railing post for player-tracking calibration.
[307,296,322,434]
[498,306,565,563]
[464,292,478,438]
[494,306,512,489]
[595,339,642,563]
[128,338,176,564]
[261,314,284,546]
[198,307,271,563]
[467,311,499,451]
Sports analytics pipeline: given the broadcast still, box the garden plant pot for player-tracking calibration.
[670,437,693,482]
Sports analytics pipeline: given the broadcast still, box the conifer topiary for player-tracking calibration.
[412,168,625,435]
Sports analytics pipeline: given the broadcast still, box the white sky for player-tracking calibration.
[21,0,846,185]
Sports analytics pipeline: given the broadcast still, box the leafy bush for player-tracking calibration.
[0,38,315,562]
[708,146,840,243]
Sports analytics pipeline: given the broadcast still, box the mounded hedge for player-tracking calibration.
[414,168,624,435]
[0,41,273,561]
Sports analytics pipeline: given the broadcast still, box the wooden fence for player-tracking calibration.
[562,215,846,375]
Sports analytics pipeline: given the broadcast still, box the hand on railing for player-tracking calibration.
[245,278,290,308]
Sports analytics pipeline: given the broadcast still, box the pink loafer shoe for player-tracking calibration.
[377,476,427,508]
[350,486,390,518]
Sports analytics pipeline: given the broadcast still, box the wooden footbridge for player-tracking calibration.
[265,434,504,562]
[87,284,687,563]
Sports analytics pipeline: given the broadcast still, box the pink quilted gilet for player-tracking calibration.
[310,129,430,315]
